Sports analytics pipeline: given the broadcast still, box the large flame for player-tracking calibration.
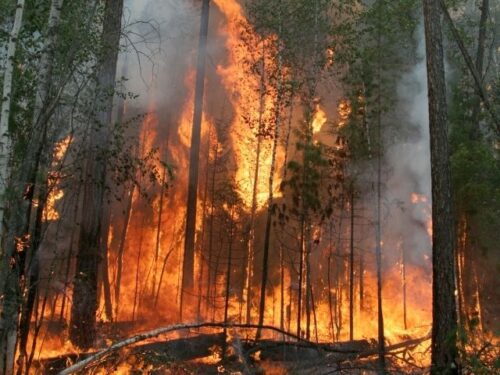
[214,0,284,209]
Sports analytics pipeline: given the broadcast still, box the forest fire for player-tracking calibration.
[43,136,71,221]
[3,0,498,374]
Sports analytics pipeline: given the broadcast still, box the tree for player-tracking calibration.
[70,0,124,349]
[181,0,210,316]
[422,0,459,373]
[0,0,24,248]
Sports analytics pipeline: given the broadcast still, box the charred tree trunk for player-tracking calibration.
[197,128,212,321]
[349,185,355,341]
[305,229,311,341]
[423,1,459,373]
[205,142,218,317]
[223,207,236,345]
[244,41,266,325]
[181,0,210,314]
[401,241,407,330]
[114,182,135,318]
[100,208,113,322]
[375,12,386,372]
[70,0,123,349]
[151,168,165,297]
[256,38,283,340]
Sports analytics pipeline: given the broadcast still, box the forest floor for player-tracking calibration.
[36,328,430,374]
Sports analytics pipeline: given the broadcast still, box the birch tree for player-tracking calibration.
[0,0,24,250]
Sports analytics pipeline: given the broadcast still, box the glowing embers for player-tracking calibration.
[337,98,352,128]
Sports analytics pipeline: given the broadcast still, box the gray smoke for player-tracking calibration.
[382,22,432,268]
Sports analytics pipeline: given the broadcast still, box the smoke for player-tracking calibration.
[382,22,432,268]
[120,0,199,109]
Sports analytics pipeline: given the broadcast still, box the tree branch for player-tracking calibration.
[439,0,500,136]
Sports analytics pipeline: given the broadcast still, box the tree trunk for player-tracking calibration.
[0,1,62,372]
[470,0,489,139]
[205,142,218,317]
[0,0,24,374]
[223,207,236,347]
[181,0,210,313]
[375,14,386,372]
[256,46,283,340]
[423,1,459,373]
[114,182,135,318]
[401,241,407,330]
[70,0,124,349]
[151,168,165,296]
[349,185,355,341]
[0,0,25,247]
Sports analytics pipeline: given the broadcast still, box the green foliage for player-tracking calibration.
[447,2,500,257]
[284,113,337,222]
[338,0,419,162]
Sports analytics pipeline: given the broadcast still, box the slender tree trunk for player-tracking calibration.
[16,184,46,374]
[279,243,285,334]
[305,227,311,341]
[423,1,459,373]
[244,41,266,324]
[327,222,335,341]
[197,129,212,321]
[401,241,407,330]
[359,248,364,313]
[181,0,210,314]
[205,143,218,317]
[132,217,146,321]
[297,215,305,338]
[70,0,123,349]
[470,0,489,139]
[0,0,25,248]
[151,168,165,297]
[0,1,62,372]
[255,45,283,339]
[100,209,113,322]
[349,185,355,341]
[375,13,386,372]
[114,182,135,318]
[223,208,235,346]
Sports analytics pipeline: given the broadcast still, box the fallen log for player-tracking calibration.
[56,323,430,375]
[38,332,225,374]
[130,332,225,361]
[56,322,316,375]
[243,339,374,362]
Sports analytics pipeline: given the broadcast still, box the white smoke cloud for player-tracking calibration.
[382,22,432,267]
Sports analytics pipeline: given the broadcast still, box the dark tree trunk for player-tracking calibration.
[375,20,386,373]
[181,0,210,313]
[423,1,459,373]
[223,207,235,346]
[70,0,124,349]
[205,142,218,317]
[349,185,354,341]
[114,182,135,318]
